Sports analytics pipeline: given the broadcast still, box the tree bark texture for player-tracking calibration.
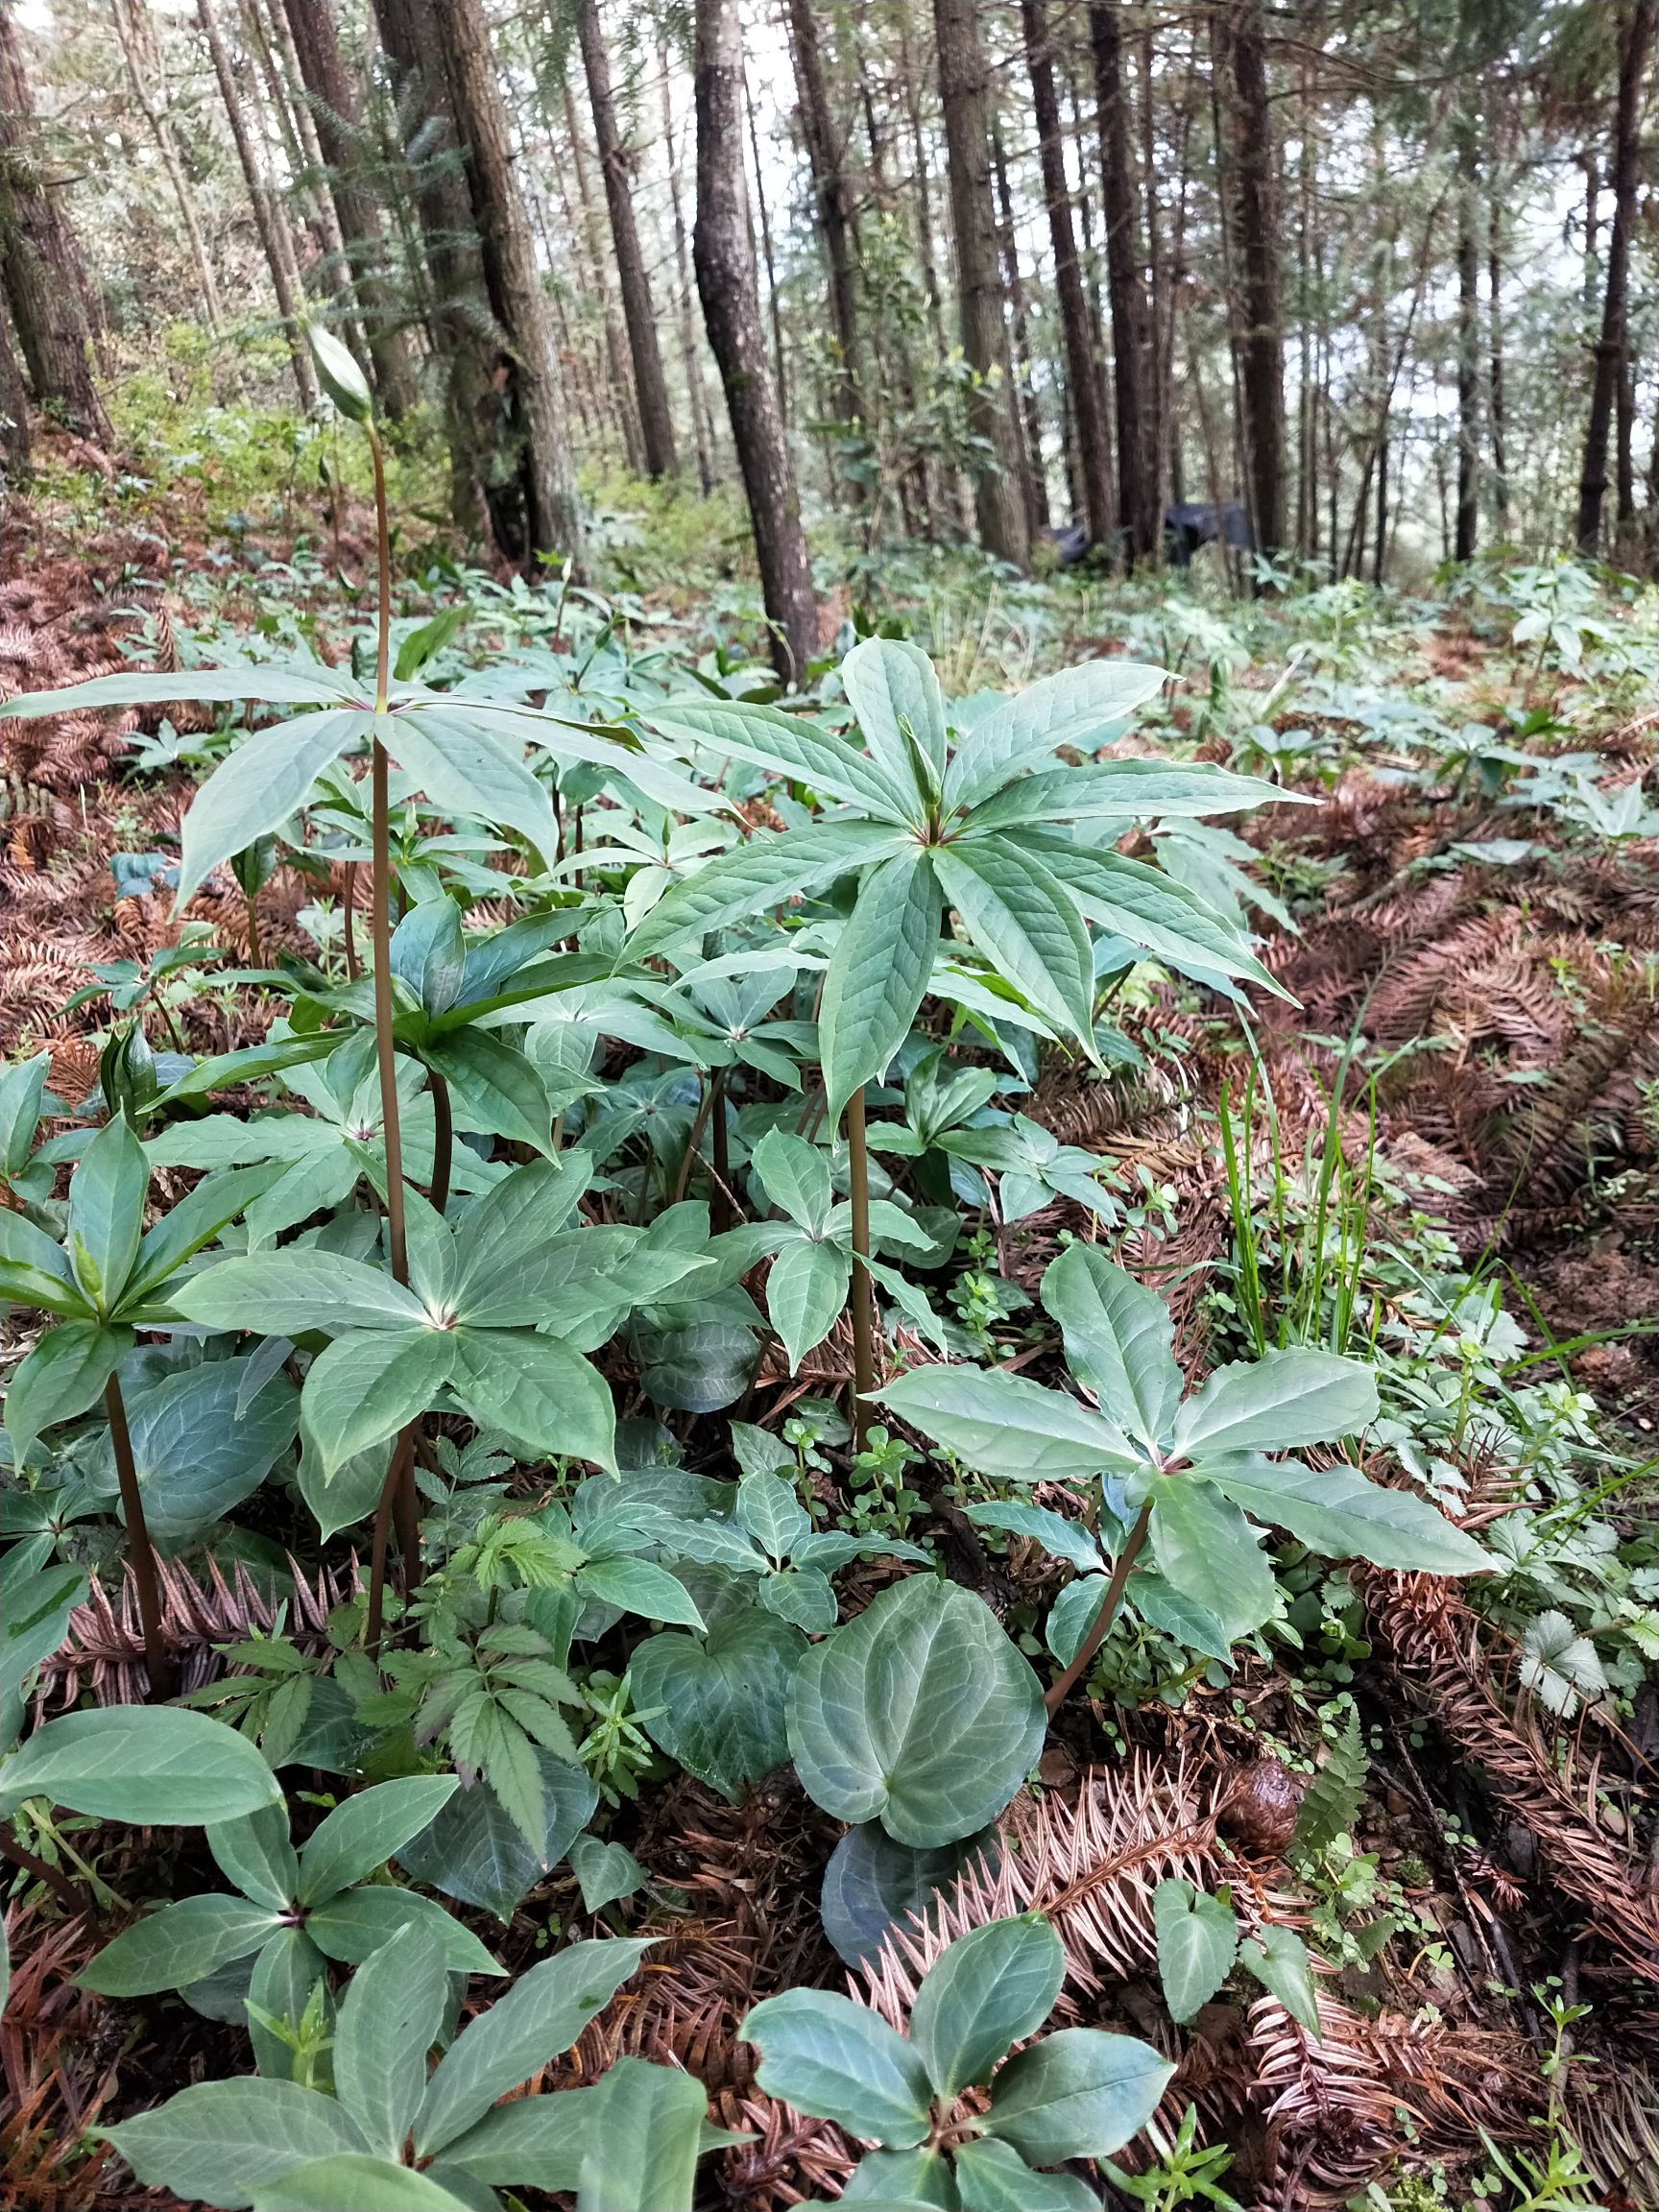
[1455,115,1479,562]
[1222,0,1287,560]
[694,0,818,684]
[1092,0,1155,561]
[784,0,863,429]
[1576,0,1655,553]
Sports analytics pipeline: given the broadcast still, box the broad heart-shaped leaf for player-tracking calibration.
[3,1319,132,1467]
[101,2078,370,2210]
[574,2056,711,2212]
[1152,1879,1238,2024]
[65,1113,148,1311]
[1040,1246,1180,1455]
[932,838,1095,1047]
[93,1358,301,1543]
[841,637,948,791]
[820,849,942,1122]
[986,2028,1173,2163]
[1171,1347,1379,1460]
[251,2156,478,2212]
[629,1606,806,1802]
[397,1753,596,1921]
[179,709,365,903]
[449,1327,617,1473]
[0,1705,280,1825]
[1238,1923,1323,2037]
[415,1936,655,2155]
[941,658,1170,813]
[741,1988,934,2147]
[1147,1477,1276,1644]
[79,1895,282,1996]
[821,1823,1001,1971]
[173,1249,429,1336]
[626,821,911,959]
[296,1775,462,1905]
[639,696,918,821]
[910,1915,1064,2097]
[787,1577,1046,1846]
[873,1364,1142,1482]
[333,1919,450,2155]
[953,2136,1102,2211]
[764,1235,851,1374]
[566,1832,646,1912]
[303,1328,454,1477]
[1197,1453,1489,1574]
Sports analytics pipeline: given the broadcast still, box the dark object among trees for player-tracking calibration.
[1165,498,1251,566]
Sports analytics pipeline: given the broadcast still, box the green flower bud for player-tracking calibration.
[305,322,373,422]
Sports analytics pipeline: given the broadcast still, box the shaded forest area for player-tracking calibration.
[1,4,1658,2212]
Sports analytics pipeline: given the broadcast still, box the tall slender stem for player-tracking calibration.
[845,1086,875,1451]
[672,1072,718,1207]
[366,1425,419,1657]
[709,1066,731,1233]
[1044,1501,1153,1715]
[342,860,359,980]
[362,420,416,1629]
[104,1373,173,1700]
[0,1829,88,1914]
[427,1065,452,1215]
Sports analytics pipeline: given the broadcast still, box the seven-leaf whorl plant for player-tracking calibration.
[878,1243,1487,1710]
[743,1913,1172,2210]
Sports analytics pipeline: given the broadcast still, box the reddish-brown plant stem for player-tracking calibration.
[709,1065,730,1232]
[427,1065,452,1215]
[845,1085,874,1451]
[103,1372,174,1700]
[342,859,359,980]
[0,1829,88,1913]
[1044,1500,1152,1715]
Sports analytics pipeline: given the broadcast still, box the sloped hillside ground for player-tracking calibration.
[1,458,1656,2212]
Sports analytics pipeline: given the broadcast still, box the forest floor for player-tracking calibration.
[1,435,1657,2212]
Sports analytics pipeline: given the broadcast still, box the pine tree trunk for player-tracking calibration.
[784,0,863,429]
[373,0,528,551]
[280,0,419,418]
[693,0,817,683]
[1577,0,1654,553]
[244,0,366,365]
[1092,0,1154,561]
[111,0,225,337]
[0,2,111,444]
[556,67,644,475]
[991,118,1048,537]
[933,0,1029,566]
[0,291,29,481]
[577,0,678,479]
[1221,0,1286,562]
[1022,3,1110,543]
[1455,115,1479,563]
[435,0,587,575]
[660,43,717,494]
[197,0,318,409]
[744,65,790,431]
[1488,185,1509,540]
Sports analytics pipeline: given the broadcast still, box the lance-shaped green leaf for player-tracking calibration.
[79,1895,283,1996]
[66,1113,148,1310]
[121,1163,286,1310]
[208,1800,300,1911]
[4,1319,132,1466]
[426,1029,554,1152]
[0,1210,85,1315]
[574,2057,714,2212]
[449,1327,617,1473]
[180,709,365,903]
[942,659,1170,812]
[414,1937,655,2155]
[840,636,948,791]
[384,705,558,864]
[102,2079,370,2211]
[1152,1879,1238,2024]
[932,840,1095,1047]
[764,1238,851,1374]
[304,1886,504,1977]
[752,1127,833,1232]
[1172,1347,1378,1459]
[174,1250,430,1336]
[1238,1923,1322,2037]
[303,1328,452,1476]
[627,822,910,958]
[252,2157,476,2212]
[985,2028,1172,2163]
[0,1705,280,1825]
[966,756,1292,832]
[954,2136,1101,2211]
[1146,1477,1275,1642]
[873,1364,1142,1482]
[787,1577,1046,1845]
[1040,1245,1180,1455]
[439,2088,595,2189]
[333,1921,450,2155]
[820,849,942,1122]
[0,665,354,721]
[640,697,918,820]
[296,1776,462,1905]
[740,1988,934,2146]
[1196,1453,1488,1574]
[1021,835,1285,993]
[909,1915,1064,2097]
